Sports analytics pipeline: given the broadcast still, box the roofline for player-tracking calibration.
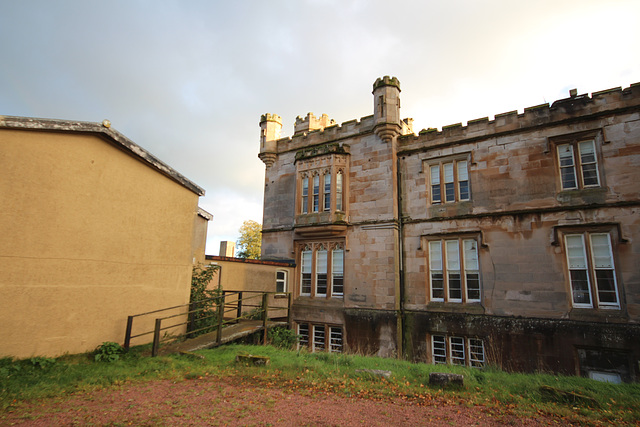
[205,255,295,267]
[197,207,213,221]
[0,115,205,196]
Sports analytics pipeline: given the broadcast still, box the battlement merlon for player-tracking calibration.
[294,112,337,135]
[260,113,282,125]
[372,76,401,93]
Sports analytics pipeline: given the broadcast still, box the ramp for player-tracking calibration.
[158,319,289,355]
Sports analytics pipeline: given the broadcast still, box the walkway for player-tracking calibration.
[158,319,289,355]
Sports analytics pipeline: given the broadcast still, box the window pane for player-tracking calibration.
[590,234,613,268]
[443,163,454,183]
[463,239,479,270]
[595,270,617,304]
[429,241,444,300]
[336,171,343,211]
[469,338,485,368]
[570,270,591,305]
[458,181,469,201]
[276,271,286,293]
[298,324,309,349]
[446,240,460,270]
[566,235,587,269]
[329,327,343,353]
[429,241,442,270]
[457,161,468,181]
[301,250,312,295]
[324,174,331,211]
[466,273,481,301]
[558,144,577,189]
[445,183,455,202]
[313,175,319,212]
[444,163,455,203]
[448,272,462,300]
[313,325,325,351]
[302,177,309,213]
[430,165,441,204]
[332,249,344,296]
[558,144,575,167]
[432,335,447,364]
[457,161,469,200]
[431,272,444,299]
[450,337,465,365]
[581,163,599,186]
[316,250,327,295]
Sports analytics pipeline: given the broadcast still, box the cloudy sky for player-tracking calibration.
[2,0,639,255]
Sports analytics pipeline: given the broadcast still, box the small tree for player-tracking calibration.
[236,220,262,259]
[189,264,221,335]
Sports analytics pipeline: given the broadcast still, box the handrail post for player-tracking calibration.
[124,315,134,350]
[287,292,293,330]
[262,293,268,345]
[216,294,224,345]
[187,300,196,337]
[152,318,162,357]
[236,291,243,322]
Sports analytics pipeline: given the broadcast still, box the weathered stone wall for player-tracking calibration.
[258,79,640,380]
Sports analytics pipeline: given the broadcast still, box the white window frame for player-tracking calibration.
[329,326,343,353]
[564,232,620,309]
[556,138,601,191]
[331,248,344,297]
[315,249,328,297]
[323,173,331,211]
[276,270,287,293]
[431,335,485,368]
[300,250,312,296]
[301,176,309,214]
[297,323,309,349]
[312,324,325,352]
[428,158,471,204]
[428,238,481,303]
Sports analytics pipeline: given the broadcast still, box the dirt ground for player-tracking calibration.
[2,376,554,426]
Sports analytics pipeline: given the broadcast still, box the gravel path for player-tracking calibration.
[2,377,553,426]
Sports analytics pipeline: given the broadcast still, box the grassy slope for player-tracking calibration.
[1,344,639,425]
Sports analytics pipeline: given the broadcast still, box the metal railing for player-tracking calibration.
[123,290,292,356]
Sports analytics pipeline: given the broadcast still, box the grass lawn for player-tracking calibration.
[2,343,639,425]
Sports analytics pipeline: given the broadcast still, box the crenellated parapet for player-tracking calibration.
[262,115,376,156]
[294,113,337,135]
[399,82,640,152]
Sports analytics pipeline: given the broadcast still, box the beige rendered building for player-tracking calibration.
[205,253,294,319]
[259,77,640,381]
[0,116,208,358]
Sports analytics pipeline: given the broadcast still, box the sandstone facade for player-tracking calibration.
[258,78,640,382]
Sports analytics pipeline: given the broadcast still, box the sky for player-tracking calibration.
[2,0,639,255]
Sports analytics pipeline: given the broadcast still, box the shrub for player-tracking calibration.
[268,327,298,350]
[29,356,56,369]
[94,342,124,362]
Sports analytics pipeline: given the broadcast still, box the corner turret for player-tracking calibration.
[372,76,402,143]
[258,113,282,167]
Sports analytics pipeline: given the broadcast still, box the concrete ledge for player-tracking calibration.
[428,372,464,387]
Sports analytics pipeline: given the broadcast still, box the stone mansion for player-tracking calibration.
[258,76,640,382]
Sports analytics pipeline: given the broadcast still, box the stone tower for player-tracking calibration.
[372,76,402,143]
[258,113,282,167]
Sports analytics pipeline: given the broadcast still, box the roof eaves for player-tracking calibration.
[0,115,205,196]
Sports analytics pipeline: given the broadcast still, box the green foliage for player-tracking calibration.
[235,220,262,259]
[267,327,298,349]
[189,264,222,335]
[94,342,124,362]
[2,344,640,425]
[29,356,56,369]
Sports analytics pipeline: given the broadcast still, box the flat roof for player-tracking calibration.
[0,115,205,196]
